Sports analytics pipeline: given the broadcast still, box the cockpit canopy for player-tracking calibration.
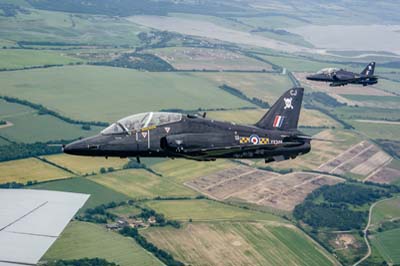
[317,67,342,75]
[101,112,182,135]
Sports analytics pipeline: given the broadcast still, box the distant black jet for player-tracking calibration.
[64,87,316,163]
[306,62,378,87]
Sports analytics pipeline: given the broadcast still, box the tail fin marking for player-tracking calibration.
[255,87,304,130]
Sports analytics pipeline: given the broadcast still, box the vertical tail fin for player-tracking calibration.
[360,62,375,76]
[255,87,304,130]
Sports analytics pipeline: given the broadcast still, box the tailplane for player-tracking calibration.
[255,87,304,130]
[360,62,375,76]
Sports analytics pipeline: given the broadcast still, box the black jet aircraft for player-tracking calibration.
[306,62,378,87]
[64,87,314,163]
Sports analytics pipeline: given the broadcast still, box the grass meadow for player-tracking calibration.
[143,222,337,266]
[144,199,283,222]
[89,169,198,199]
[0,157,72,184]
[0,65,254,122]
[32,177,130,212]
[43,221,161,266]
[43,154,128,175]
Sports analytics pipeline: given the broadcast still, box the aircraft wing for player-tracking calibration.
[0,189,89,266]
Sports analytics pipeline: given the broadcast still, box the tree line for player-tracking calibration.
[44,258,118,266]
[0,96,108,127]
[119,226,184,266]
[0,142,61,162]
[219,84,270,108]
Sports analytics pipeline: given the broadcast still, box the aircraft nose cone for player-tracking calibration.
[63,139,86,155]
[306,74,314,80]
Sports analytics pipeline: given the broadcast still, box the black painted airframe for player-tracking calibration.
[64,87,313,163]
[306,62,378,87]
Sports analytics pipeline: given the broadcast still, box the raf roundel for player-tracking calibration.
[249,134,260,145]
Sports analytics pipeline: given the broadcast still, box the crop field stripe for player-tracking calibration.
[371,226,400,264]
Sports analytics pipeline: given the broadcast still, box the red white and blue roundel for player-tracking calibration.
[249,134,260,145]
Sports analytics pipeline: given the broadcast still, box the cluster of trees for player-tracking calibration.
[251,27,295,36]
[294,201,367,230]
[319,183,390,205]
[137,31,180,50]
[0,180,41,189]
[0,181,25,188]
[0,120,6,125]
[0,142,61,162]
[219,84,270,108]
[99,167,115,174]
[0,64,68,72]
[0,96,108,127]
[77,201,126,224]
[44,258,118,266]
[91,53,174,72]
[258,165,293,174]
[137,207,181,228]
[376,139,400,158]
[306,92,347,108]
[378,219,400,233]
[119,226,184,266]
[294,183,393,230]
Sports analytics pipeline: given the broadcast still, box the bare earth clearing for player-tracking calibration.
[147,47,272,71]
[318,140,394,182]
[186,165,343,211]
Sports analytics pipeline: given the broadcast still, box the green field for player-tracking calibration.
[0,157,72,184]
[0,99,103,143]
[0,49,82,69]
[43,221,161,266]
[43,154,128,175]
[350,120,400,140]
[331,106,400,121]
[343,94,400,109]
[145,199,283,222]
[108,204,142,217]
[207,108,340,127]
[89,169,197,199]
[375,79,400,94]
[32,177,130,212]
[371,228,400,264]
[0,9,144,45]
[143,222,337,266]
[371,197,400,227]
[193,72,293,103]
[0,65,254,122]
[151,159,236,183]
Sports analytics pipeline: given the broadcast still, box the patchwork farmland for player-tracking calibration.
[143,222,338,266]
[186,165,343,211]
[318,141,393,181]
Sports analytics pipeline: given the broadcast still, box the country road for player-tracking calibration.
[352,197,394,266]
